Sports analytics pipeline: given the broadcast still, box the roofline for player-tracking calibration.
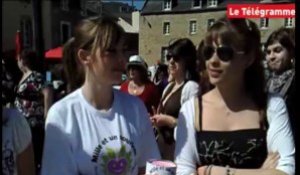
[141,7,226,16]
[141,0,149,12]
[141,1,294,16]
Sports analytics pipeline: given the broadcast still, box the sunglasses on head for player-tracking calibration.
[202,45,244,62]
[166,54,181,62]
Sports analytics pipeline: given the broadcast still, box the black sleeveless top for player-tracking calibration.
[195,99,268,168]
[159,82,184,144]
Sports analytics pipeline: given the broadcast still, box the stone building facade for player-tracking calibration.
[139,0,295,65]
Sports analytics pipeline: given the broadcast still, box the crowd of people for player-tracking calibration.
[2,15,295,175]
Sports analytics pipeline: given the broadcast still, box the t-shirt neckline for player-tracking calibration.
[78,88,117,117]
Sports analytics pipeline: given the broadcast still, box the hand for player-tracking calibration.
[150,106,157,125]
[261,152,280,169]
[151,114,176,128]
[197,166,207,175]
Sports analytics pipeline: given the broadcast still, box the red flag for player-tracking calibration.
[15,30,22,59]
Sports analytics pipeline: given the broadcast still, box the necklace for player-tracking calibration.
[129,81,144,95]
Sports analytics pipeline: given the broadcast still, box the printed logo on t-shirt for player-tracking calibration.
[101,145,132,175]
[91,135,137,175]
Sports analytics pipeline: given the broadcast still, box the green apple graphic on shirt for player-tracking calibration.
[101,144,132,175]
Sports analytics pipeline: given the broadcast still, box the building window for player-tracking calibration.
[161,47,168,64]
[207,0,218,7]
[284,18,293,28]
[20,18,33,49]
[260,18,269,29]
[189,20,197,34]
[192,0,202,8]
[163,22,170,35]
[61,0,69,11]
[80,1,87,16]
[120,6,128,12]
[60,21,71,44]
[207,18,215,30]
[81,9,87,16]
[163,0,172,10]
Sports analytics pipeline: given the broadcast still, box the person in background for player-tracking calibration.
[41,16,160,175]
[2,108,35,175]
[14,50,52,173]
[50,64,67,102]
[2,58,16,107]
[2,77,35,175]
[120,55,161,115]
[62,37,85,93]
[151,38,200,160]
[175,17,294,175]
[265,27,296,139]
[153,63,169,96]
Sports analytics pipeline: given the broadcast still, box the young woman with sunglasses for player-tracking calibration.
[175,17,294,175]
[151,38,200,160]
[41,17,160,175]
[120,55,160,115]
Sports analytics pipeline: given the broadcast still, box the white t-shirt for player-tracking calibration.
[2,108,32,175]
[41,88,161,175]
[175,95,295,175]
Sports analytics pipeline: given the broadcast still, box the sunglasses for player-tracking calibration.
[166,54,181,62]
[202,45,244,62]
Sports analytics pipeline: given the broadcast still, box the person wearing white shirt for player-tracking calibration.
[2,107,35,175]
[41,16,160,175]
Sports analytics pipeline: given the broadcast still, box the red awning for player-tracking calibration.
[45,47,62,60]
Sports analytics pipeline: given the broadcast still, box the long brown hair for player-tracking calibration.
[73,16,125,58]
[198,17,267,112]
[62,37,84,93]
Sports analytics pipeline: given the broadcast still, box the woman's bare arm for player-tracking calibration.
[43,87,54,119]
[197,152,286,175]
[17,143,35,175]
[207,165,287,175]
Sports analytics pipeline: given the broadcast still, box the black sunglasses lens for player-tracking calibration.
[203,46,215,60]
[166,54,180,62]
[217,47,234,62]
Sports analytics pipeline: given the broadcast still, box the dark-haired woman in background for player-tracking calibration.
[151,38,200,160]
[265,27,296,140]
[14,50,52,173]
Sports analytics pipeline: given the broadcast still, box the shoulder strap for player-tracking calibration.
[161,82,175,102]
[194,97,201,132]
[157,82,174,113]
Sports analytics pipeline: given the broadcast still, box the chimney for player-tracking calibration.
[132,11,140,32]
